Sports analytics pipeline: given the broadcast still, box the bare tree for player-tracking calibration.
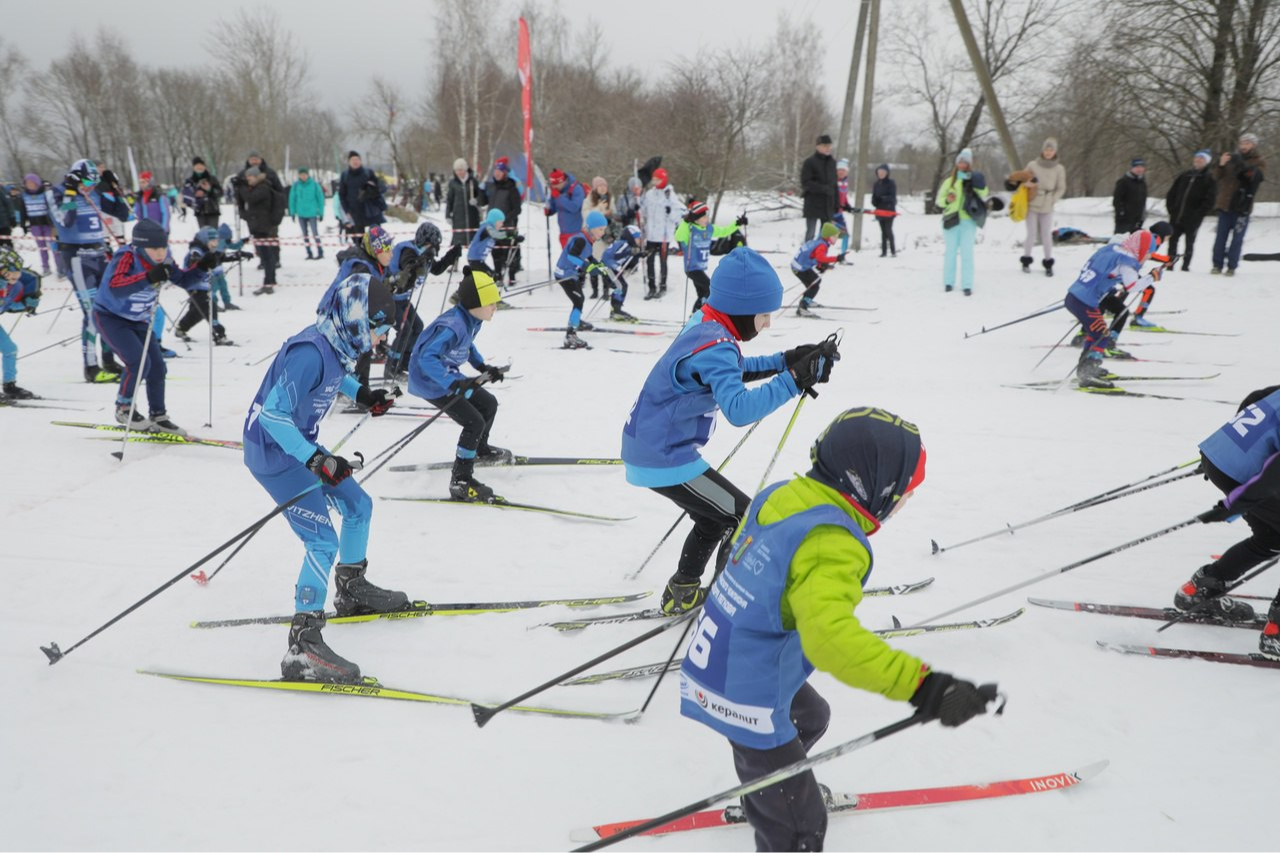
[0,39,28,177]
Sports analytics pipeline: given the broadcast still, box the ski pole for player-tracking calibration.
[472,608,698,729]
[1156,556,1280,633]
[911,515,1206,627]
[190,395,395,586]
[437,263,457,314]
[18,333,79,360]
[40,482,321,665]
[112,297,163,461]
[45,288,74,333]
[931,460,1203,554]
[6,311,24,337]
[625,420,764,581]
[755,394,807,493]
[964,301,1063,339]
[1032,319,1080,371]
[572,689,1004,851]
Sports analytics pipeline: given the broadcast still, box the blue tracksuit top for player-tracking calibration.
[555,233,594,281]
[1200,388,1280,487]
[467,222,502,264]
[408,305,485,400]
[601,237,637,273]
[388,241,424,303]
[243,325,361,475]
[181,244,214,292]
[93,246,205,322]
[133,192,171,232]
[791,238,828,273]
[54,187,130,246]
[1067,245,1141,308]
[680,482,870,749]
[318,252,384,310]
[621,312,799,487]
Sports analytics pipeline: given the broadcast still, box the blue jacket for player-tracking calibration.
[554,232,595,281]
[621,310,799,487]
[791,238,835,273]
[680,482,870,748]
[1201,388,1280,488]
[388,240,424,303]
[288,178,326,219]
[1067,244,1141,308]
[54,187,130,246]
[0,269,41,313]
[467,221,502,264]
[244,325,362,475]
[181,243,215,292]
[601,237,638,273]
[408,305,485,400]
[676,220,739,274]
[318,248,385,309]
[545,174,585,236]
[133,191,171,232]
[21,185,57,224]
[93,246,205,322]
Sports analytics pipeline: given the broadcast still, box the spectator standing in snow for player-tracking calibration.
[1165,149,1216,272]
[1112,158,1148,234]
[183,157,223,229]
[446,159,486,250]
[640,167,681,299]
[20,173,63,276]
[583,176,614,298]
[337,151,387,244]
[936,149,989,295]
[289,166,327,261]
[871,164,898,258]
[133,172,171,233]
[234,158,286,295]
[1014,138,1067,276]
[800,134,839,241]
[482,157,523,286]
[1210,133,1266,276]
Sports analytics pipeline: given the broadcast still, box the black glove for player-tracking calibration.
[1197,501,1235,523]
[356,385,397,416]
[783,344,818,370]
[736,214,749,227]
[234,250,256,262]
[514,234,525,243]
[197,251,222,271]
[480,364,505,383]
[439,243,462,268]
[837,253,847,263]
[306,449,363,485]
[146,264,170,285]
[790,338,840,393]
[101,169,119,188]
[910,672,990,727]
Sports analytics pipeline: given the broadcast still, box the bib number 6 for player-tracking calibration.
[688,612,719,669]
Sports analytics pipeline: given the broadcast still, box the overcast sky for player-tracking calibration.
[7,0,864,126]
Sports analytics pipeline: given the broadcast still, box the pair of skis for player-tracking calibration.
[52,420,243,450]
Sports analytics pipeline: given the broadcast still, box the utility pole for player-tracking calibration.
[850,0,880,252]
[836,0,871,159]
[948,0,1021,171]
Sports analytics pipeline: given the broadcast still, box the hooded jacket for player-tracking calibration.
[800,150,839,219]
[870,164,897,212]
[1166,166,1216,228]
[1213,148,1267,215]
[1112,170,1147,229]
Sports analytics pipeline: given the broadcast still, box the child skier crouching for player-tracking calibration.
[0,246,42,400]
[790,223,844,317]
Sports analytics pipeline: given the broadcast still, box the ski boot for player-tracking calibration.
[176,329,196,343]
[643,288,657,301]
[449,456,497,502]
[102,353,125,375]
[2,382,36,400]
[476,444,514,465]
[1129,314,1158,329]
[1102,346,1137,361]
[1261,603,1280,659]
[660,576,707,614]
[213,323,232,345]
[148,411,188,437]
[563,330,590,350]
[1042,258,1055,277]
[87,365,120,384]
[115,404,152,430]
[577,319,595,331]
[609,306,637,322]
[1075,358,1114,389]
[222,302,241,311]
[333,560,410,616]
[160,345,178,359]
[281,612,361,683]
[1020,255,1033,274]
[253,284,275,295]
[796,302,818,318]
[1173,567,1256,622]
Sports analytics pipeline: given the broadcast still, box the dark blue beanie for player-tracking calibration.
[131,219,168,250]
[708,248,782,315]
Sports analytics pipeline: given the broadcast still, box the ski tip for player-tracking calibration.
[190,570,209,585]
[930,539,941,555]
[40,642,64,665]
[472,702,497,728]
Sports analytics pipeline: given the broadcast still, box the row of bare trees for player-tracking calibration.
[2,1,1278,208]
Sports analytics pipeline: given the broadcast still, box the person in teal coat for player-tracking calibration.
[288,167,327,260]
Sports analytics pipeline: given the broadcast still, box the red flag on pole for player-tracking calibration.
[518,18,534,197]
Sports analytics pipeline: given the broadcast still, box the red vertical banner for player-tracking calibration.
[518,17,534,197]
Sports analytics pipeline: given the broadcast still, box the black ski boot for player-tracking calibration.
[3,381,36,400]
[280,612,361,682]
[1020,255,1033,274]
[449,456,497,502]
[563,330,590,350]
[1075,359,1114,389]
[476,444,513,465]
[660,575,707,614]
[333,559,410,616]
[1042,258,1055,277]
[1174,567,1256,621]
[148,411,188,437]
[1261,603,1280,659]
[115,404,152,430]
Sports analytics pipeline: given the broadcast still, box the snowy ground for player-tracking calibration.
[3,196,1278,851]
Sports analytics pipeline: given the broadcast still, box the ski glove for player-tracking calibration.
[1197,501,1237,523]
[783,344,819,370]
[146,264,171,286]
[356,385,397,416]
[736,214,749,226]
[306,449,363,485]
[479,364,505,383]
[910,671,989,727]
[789,341,839,393]
[197,251,222,271]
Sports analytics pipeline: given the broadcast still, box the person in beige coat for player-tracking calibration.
[582,176,614,297]
[1012,138,1067,276]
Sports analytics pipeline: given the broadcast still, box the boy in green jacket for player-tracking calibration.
[680,407,993,851]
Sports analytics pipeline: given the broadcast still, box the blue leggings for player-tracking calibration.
[252,464,372,612]
[63,247,112,368]
[0,319,16,382]
[95,309,167,412]
[210,272,234,308]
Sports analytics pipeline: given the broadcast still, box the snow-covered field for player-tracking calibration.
[3,196,1277,851]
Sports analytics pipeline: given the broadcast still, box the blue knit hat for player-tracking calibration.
[485,208,505,226]
[1194,149,1212,163]
[708,248,782,315]
[585,210,607,230]
[131,219,168,250]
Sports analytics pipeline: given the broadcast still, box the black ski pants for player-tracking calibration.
[1168,221,1202,271]
[877,216,896,255]
[650,468,750,582]
[688,270,711,311]
[730,682,832,851]
[796,268,822,303]
[645,241,668,292]
[176,290,218,333]
[429,385,498,454]
[1202,454,1280,605]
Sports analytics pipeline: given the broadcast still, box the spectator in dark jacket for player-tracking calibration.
[800,134,838,241]
[234,154,286,294]
[871,163,898,257]
[482,157,524,285]
[1165,150,1216,271]
[337,150,387,242]
[183,157,223,229]
[1112,158,1148,234]
[1210,133,1267,276]
[446,158,486,249]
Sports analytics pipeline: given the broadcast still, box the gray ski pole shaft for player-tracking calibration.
[472,608,698,729]
[964,302,1063,339]
[6,311,24,337]
[913,516,1205,626]
[45,288,74,333]
[41,483,321,664]
[625,420,763,581]
[437,264,457,314]
[1032,319,1080,372]
[1157,556,1280,632]
[112,297,162,461]
[573,688,1003,852]
[932,461,1202,554]
[19,334,79,360]
[358,377,494,483]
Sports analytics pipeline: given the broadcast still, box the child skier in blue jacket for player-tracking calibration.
[408,266,508,502]
[790,223,844,317]
[174,227,230,344]
[554,210,609,349]
[466,208,505,273]
[621,247,840,612]
[382,222,463,381]
[242,274,402,683]
[673,201,746,312]
[0,246,42,400]
[601,225,644,321]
